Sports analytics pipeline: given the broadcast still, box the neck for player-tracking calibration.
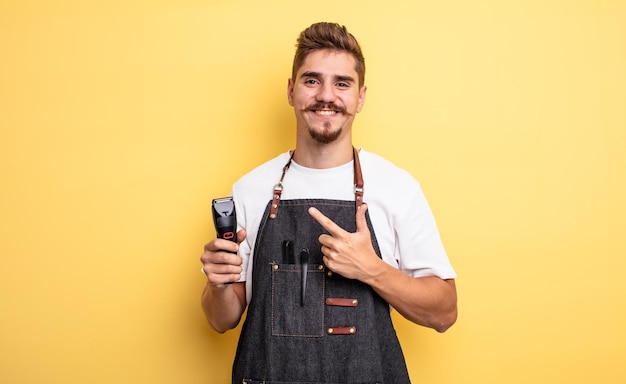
[292,140,354,169]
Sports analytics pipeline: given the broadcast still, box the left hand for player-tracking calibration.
[308,204,383,281]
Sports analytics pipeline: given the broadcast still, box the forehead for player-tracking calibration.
[296,49,358,79]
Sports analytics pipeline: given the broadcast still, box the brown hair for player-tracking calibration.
[292,22,366,86]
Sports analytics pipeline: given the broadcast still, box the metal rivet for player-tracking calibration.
[327,271,333,277]
[272,264,279,270]
[318,265,324,270]
[270,214,276,219]
[350,327,356,334]
[327,328,334,334]
[352,300,358,305]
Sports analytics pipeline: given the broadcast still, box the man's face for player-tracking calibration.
[288,49,366,144]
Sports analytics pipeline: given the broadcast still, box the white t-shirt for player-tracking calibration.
[232,149,456,304]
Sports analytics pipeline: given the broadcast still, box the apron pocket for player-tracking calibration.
[271,262,325,337]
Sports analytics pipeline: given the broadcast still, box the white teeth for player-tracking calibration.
[315,110,336,116]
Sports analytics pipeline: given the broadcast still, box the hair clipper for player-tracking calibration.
[212,197,237,242]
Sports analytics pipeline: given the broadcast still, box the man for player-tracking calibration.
[201,22,457,384]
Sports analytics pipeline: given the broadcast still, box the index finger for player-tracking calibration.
[204,237,239,254]
[308,207,346,236]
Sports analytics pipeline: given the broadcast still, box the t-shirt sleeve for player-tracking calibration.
[394,178,457,280]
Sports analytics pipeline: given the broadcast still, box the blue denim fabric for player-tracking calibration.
[232,199,410,384]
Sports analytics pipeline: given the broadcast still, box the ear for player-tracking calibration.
[356,85,367,113]
[287,78,295,106]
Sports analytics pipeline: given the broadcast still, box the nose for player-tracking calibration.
[316,82,337,103]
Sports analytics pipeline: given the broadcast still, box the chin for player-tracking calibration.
[308,126,342,144]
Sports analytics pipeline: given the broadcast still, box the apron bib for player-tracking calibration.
[232,149,410,384]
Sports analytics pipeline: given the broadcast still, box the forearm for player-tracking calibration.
[201,282,246,333]
[364,261,457,332]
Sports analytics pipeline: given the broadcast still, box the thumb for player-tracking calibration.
[236,229,247,245]
[355,204,370,234]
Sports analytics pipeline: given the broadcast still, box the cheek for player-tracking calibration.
[346,100,360,113]
[292,93,313,108]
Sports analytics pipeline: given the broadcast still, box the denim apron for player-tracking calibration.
[232,149,410,384]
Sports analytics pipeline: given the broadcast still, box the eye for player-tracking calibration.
[304,79,319,85]
[336,82,350,88]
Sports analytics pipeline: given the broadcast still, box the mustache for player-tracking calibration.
[306,102,346,114]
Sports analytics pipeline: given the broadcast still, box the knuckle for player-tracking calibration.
[200,253,211,264]
[220,252,233,264]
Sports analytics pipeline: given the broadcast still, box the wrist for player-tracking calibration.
[361,256,388,286]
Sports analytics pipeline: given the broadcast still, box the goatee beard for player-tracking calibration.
[309,124,342,144]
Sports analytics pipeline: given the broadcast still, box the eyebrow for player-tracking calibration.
[301,71,355,83]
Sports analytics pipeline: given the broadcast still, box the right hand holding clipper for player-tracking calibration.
[201,229,246,287]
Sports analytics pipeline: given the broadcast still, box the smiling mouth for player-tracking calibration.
[315,110,337,116]
[308,103,344,116]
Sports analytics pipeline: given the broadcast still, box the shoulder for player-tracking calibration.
[359,149,421,191]
[358,149,429,223]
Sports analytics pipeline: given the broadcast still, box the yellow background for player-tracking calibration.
[1,0,625,383]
